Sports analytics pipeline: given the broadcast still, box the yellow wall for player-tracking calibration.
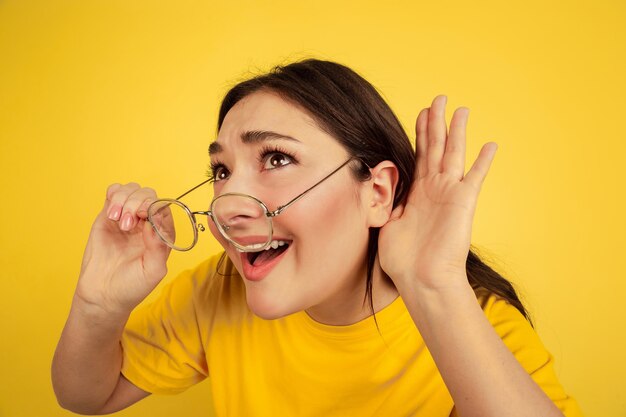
[0,1,623,415]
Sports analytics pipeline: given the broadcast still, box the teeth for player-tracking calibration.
[234,240,289,252]
[264,240,289,250]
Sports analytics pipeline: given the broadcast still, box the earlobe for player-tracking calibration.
[367,161,399,227]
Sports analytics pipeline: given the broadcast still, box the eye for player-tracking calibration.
[263,152,293,170]
[207,163,230,182]
[258,145,298,171]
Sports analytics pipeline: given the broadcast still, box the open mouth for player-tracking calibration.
[246,240,290,267]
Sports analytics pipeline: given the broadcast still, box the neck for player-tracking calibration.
[304,257,399,326]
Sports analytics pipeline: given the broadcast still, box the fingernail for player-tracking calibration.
[121,213,133,231]
[108,204,121,220]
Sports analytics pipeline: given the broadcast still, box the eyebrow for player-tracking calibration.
[208,130,301,155]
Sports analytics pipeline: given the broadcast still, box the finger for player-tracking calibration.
[106,183,140,221]
[443,107,469,180]
[141,220,170,282]
[463,142,498,192]
[118,187,158,231]
[105,183,123,219]
[106,183,122,201]
[136,192,158,219]
[415,108,429,179]
[427,95,448,175]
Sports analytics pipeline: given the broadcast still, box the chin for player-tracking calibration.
[244,290,299,320]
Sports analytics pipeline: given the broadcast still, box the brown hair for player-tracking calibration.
[217,59,531,324]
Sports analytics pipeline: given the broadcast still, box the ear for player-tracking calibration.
[365,160,399,227]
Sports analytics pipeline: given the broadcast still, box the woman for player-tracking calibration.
[52,59,582,416]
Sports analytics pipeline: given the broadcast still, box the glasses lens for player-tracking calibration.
[211,194,271,252]
[148,200,196,250]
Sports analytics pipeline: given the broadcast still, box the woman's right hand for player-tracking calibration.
[75,183,172,318]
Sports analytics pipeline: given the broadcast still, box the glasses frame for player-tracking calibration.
[147,157,359,252]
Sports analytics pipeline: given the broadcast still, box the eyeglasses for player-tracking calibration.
[147,158,356,252]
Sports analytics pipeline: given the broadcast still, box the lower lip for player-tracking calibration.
[240,245,290,282]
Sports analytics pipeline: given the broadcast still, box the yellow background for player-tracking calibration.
[0,1,624,416]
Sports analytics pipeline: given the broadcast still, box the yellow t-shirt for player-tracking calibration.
[121,252,582,416]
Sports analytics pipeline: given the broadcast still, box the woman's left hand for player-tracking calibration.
[378,95,498,292]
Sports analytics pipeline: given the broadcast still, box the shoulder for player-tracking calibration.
[475,291,540,353]
[130,252,247,325]
[475,291,583,415]
[476,290,529,324]
[166,252,246,315]
[475,291,554,381]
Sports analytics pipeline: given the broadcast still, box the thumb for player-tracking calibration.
[142,220,170,281]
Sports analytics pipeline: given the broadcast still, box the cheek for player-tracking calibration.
[207,219,234,253]
[322,184,364,225]
[207,219,221,242]
[289,187,368,259]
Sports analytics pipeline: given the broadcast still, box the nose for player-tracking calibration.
[210,194,272,249]
[214,195,265,229]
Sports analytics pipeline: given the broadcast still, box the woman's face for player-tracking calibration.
[209,90,372,320]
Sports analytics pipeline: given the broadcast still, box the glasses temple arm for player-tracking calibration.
[175,178,213,200]
[270,158,357,216]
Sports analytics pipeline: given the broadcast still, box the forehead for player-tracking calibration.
[215,91,333,150]
[224,91,316,127]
